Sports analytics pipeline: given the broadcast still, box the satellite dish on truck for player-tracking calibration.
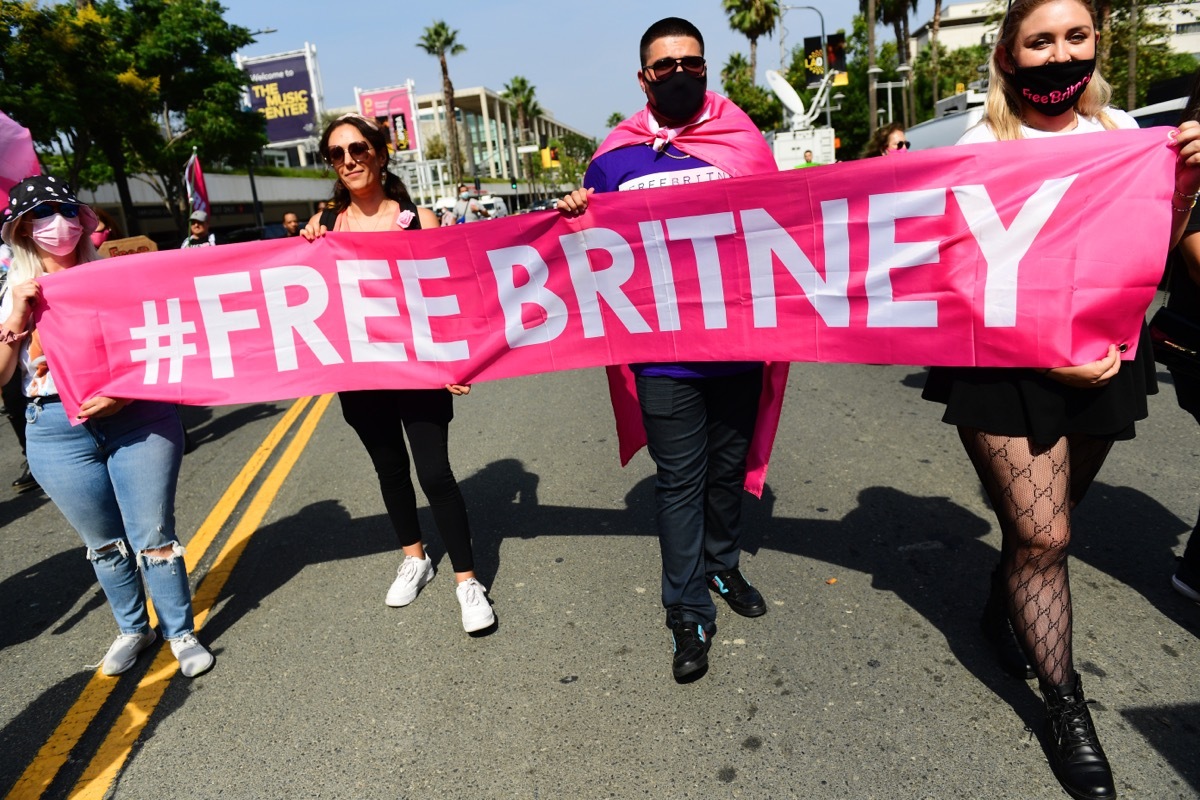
[765,70,806,129]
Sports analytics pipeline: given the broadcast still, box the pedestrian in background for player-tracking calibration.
[557,16,780,682]
[922,2,1200,798]
[180,209,215,248]
[860,122,908,158]
[0,175,213,678]
[282,211,301,237]
[302,113,494,634]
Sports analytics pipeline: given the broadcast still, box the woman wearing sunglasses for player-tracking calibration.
[860,122,908,158]
[922,1,1200,798]
[301,114,494,634]
[0,176,213,678]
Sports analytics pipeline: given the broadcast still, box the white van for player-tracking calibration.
[906,106,986,151]
[1129,96,1187,129]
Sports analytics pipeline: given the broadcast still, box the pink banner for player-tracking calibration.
[35,129,1175,420]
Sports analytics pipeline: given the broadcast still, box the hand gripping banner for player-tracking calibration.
[35,128,1177,420]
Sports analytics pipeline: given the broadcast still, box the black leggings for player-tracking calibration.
[339,389,474,573]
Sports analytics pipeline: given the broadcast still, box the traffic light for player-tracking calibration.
[509,176,517,190]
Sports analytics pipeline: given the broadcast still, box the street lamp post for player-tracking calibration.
[240,28,276,231]
[779,4,832,129]
[867,66,883,128]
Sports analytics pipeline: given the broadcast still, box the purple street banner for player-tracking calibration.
[243,52,315,145]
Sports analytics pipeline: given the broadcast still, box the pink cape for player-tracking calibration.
[592,92,787,497]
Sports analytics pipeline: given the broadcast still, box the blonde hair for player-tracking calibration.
[981,0,1116,141]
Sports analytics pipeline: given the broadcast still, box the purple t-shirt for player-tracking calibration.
[584,143,759,380]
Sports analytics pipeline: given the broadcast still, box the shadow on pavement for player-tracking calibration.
[1073,482,1200,639]
[178,403,282,451]
[0,549,106,651]
[1121,703,1200,796]
[0,672,96,796]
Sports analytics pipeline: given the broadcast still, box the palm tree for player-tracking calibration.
[722,0,780,80]
[501,75,542,184]
[866,0,878,128]
[879,0,920,125]
[417,21,465,185]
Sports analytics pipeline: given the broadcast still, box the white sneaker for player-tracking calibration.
[386,554,435,607]
[98,630,157,676]
[169,633,214,678]
[456,578,495,633]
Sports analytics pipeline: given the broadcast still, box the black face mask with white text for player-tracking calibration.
[1009,58,1096,117]
[646,71,707,126]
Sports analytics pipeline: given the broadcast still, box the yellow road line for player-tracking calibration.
[4,397,314,800]
[70,393,334,799]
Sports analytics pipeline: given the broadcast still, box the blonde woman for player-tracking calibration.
[922,2,1200,798]
[0,176,213,678]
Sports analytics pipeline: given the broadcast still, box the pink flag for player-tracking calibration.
[183,151,209,214]
[0,110,41,209]
[35,128,1177,426]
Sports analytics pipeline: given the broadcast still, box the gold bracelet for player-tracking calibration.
[1174,188,1200,201]
[1172,199,1196,213]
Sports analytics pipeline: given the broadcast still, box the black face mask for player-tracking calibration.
[646,70,707,126]
[1009,58,1096,117]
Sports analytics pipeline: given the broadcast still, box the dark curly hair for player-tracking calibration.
[861,122,905,158]
[318,114,413,214]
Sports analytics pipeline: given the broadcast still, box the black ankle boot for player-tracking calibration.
[1041,674,1115,800]
[980,567,1035,679]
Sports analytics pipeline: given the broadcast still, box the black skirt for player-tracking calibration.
[921,324,1158,445]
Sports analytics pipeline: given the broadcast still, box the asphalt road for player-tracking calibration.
[0,357,1197,799]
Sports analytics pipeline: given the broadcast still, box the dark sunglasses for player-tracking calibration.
[642,56,706,82]
[325,140,372,165]
[891,140,911,150]
[30,202,80,220]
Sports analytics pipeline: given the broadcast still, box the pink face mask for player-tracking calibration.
[31,214,83,256]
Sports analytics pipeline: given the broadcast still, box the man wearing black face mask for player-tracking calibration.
[558,17,784,684]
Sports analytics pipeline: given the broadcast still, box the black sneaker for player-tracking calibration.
[1172,557,1200,603]
[669,616,711,681]
[11,462,37,494]
[708,569,767,617]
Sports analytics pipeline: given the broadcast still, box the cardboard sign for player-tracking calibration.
[98,236,158,259]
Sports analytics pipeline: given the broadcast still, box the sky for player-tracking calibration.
[218,0,978,141]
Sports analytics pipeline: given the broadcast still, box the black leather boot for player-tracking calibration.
[1041,674,1115,800]
[980,566,1035,679]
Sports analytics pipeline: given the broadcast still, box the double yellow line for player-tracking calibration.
[5,394,333,800]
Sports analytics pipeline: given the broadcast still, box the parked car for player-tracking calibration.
[1130,96,1186,129]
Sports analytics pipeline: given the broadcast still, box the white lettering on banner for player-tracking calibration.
[487,246,569,348]
[560,228,652,338]
[337,260,409,363]
[742,202,851,328]
[397,258,470,362]
[638,220,681,332]
[866,189,945,328]
[953,175,1078,327]
[617,166,731,192]
[129,298,198,384]
[195,273,261,379]
[260,265,343,372]
[666,213,738,330]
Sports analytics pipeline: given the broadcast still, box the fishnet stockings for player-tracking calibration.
[958,428,1112,687]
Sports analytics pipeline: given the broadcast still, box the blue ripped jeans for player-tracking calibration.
[26,398,195,640]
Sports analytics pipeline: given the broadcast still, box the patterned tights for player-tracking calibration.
[958,428,1112,687]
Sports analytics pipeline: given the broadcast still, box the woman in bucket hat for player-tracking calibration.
[0,175,214,678]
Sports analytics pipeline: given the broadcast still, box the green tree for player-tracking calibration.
[1105,1,1198,108]
[721,52,782,130]
[417,21,466,186]
[0,0,264,234]
[722,0,780,80]
[606,112,625,128]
